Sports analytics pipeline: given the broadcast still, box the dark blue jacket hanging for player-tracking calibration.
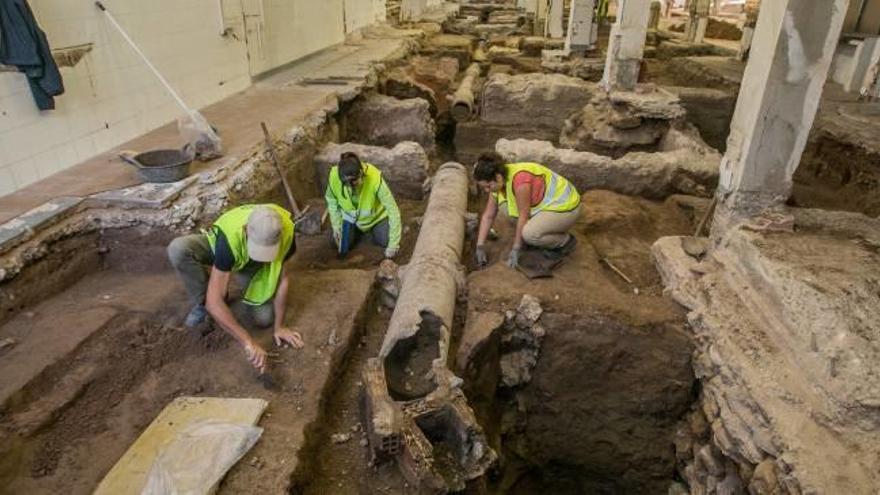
[0,0,64,110]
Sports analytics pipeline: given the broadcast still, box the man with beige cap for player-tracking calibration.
[168,204,304,372]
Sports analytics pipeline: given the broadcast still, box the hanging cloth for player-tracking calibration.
[0,0,65,110]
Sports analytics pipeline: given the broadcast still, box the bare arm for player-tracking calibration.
[476,194,499,247]
[273,269,289,330]
[272,266,305,348]
[205,268,251,346]
[205,268,266,370]
[512,183,532,250]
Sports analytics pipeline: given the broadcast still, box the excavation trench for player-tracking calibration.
[0,29,717,495]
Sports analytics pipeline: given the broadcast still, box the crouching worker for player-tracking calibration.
[325,152,402,259]
[473,152,581,269]
[167,204,305,372]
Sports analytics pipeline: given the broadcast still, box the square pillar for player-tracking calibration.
[715,0,850,229]
[687,0,711,43]
[602,0,652,91]
[545,0,566,38]
[400,0,426,22]
[565,0,597,53]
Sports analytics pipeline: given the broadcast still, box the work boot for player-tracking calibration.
[184,304,208,327]
[543,234,578,260]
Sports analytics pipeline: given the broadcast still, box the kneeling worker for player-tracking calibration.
[472,152,581,268]
[325,152,402,259]
[167,204,305,372]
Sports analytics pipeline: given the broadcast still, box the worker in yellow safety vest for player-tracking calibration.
[325,152,402,259]
[167,204,305,372]
[472,152,581,269]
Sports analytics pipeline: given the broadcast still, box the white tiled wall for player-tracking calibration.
[0,0,389,197]
[0,0,252,195]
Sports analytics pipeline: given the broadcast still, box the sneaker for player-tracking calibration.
[184,304,208,327]
[543,234,578,260]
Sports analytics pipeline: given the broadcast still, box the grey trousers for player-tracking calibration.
[167,234,275,327]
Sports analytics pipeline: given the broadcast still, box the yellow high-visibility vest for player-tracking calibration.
[328,162,387,230]
[493,162,580,218]
[205,204,294,305]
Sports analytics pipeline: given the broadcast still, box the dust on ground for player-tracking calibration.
[468,189,694,327]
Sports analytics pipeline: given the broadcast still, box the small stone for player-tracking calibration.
[0,337,18,351]
[633,287,640,295]
[518,294,542,321]
[530,324,546,338]
[332,432,352,444]
[351,423,361,432]
[359,438,369,447]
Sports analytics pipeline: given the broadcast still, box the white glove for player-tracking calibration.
[385,246,399,259]
[333,229,341,247]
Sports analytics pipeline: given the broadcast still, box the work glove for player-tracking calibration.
[333,229,341,247]
[385,246,399,259]
[475,246,488,268]
[507,247,521,268]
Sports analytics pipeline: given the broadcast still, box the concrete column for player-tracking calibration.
[400,0,426,22]
[715,0,850,229]
[546,0,566,38]
[649,1,662,30]
[738,0,761,61]
[602,0,652,91]
[565,0,597,53]
[535,0,549,35]
[687,0,711,42]
[694,16,709,42]
[524,0,539,14]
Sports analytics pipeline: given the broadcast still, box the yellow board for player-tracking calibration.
[94,396,268,495]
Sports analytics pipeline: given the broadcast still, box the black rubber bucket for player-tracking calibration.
[120,148,193,183]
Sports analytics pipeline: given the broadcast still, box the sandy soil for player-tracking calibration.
[468,189,693,325]
[460,190,699,494]
[0,263,375,495]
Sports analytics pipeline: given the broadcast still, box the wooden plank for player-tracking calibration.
[95,396,267,495]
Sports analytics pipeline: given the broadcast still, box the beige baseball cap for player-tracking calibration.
[246,206,282,262]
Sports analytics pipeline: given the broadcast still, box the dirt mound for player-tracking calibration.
[667,18,742,40]
[706,18,742,40]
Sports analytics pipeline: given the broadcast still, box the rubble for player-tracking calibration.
[331,433,352,444]
[421,34,476,67]
[498,295,545,388]
[560,86,687,156]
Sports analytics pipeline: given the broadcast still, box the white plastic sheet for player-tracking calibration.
[142,421,262,495]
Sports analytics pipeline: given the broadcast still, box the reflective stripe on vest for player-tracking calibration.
[328,162,388,230]
[204,204,295,306]
[493,162,580,218]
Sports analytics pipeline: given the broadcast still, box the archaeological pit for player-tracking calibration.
[1,1,879,495]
